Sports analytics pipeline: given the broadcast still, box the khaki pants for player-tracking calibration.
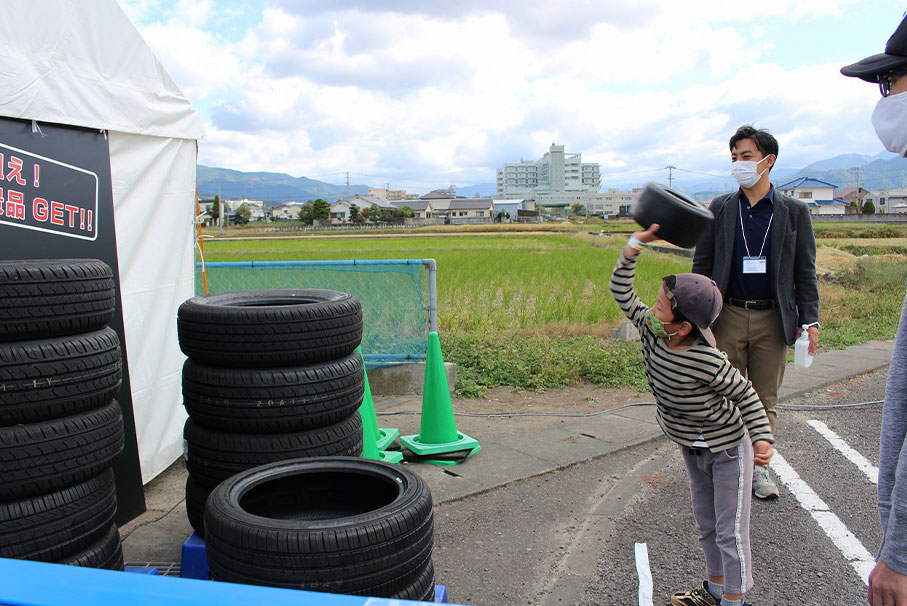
[712,305,787,436]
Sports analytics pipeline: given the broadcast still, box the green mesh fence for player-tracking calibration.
[195,260,430,367]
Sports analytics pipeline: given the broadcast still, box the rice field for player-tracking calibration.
[199,232,691,335]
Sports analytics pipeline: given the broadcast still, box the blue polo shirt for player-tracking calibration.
[726,186,774,301]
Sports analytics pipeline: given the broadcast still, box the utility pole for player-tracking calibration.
[665,165,676,188]
[854,166,862,213]
[345,172,350,196]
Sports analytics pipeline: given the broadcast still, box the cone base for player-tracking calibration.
[423,445,481,466]
[376,427,399,451]
[399,431,480,455]
[379,450,404,464]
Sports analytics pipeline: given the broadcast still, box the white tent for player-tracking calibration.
[0,0,204,482]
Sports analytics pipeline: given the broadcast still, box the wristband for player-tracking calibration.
[627,236,647,251]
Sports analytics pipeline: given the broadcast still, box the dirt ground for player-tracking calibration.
[453,384,654,415]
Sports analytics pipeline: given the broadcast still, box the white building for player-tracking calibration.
[586,188,644,217]
[885,188,907,213]
[807,199,850,215]
[225,198,265,220]
[270,203,303,220]
[777,177,836,204]
[369,187,419,201]
[496,143,601,200]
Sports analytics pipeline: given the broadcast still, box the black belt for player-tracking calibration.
[727,297,775,310]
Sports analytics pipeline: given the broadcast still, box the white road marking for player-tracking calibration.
[770,451,875,585]
[635,542,653,606]
[807,419,879,485]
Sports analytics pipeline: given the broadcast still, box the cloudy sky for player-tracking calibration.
[120,0,904,193]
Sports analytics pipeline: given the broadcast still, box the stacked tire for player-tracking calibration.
[177,290,367,535]
[0,259,126,570]
[204,458,435,602]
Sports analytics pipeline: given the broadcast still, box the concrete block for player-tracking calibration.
[368,362,457,396]
[611,321,640,341]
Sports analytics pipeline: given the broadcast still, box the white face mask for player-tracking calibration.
[731,155,771,189]
[872,91,907,157]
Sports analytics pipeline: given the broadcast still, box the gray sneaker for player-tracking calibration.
[753,465,779,500]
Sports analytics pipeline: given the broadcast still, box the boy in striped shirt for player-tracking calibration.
[610,224,774,606]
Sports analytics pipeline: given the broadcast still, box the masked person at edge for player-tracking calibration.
[842,14,907,606]
[692,126,820,501]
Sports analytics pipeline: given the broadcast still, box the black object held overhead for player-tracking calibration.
[631,182,714,249]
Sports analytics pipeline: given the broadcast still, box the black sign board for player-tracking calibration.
[0,117,146,523]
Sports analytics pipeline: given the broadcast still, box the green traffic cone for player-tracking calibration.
[357,347,402,464]
[399,332,480,463]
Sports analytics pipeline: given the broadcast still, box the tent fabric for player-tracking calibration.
[0,0,205,140]
[109,132,195,483]
[0,0,203,482]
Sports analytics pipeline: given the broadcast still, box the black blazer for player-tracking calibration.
[691,189,819,345]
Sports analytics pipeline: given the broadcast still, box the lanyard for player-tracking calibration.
[739,198,772,258]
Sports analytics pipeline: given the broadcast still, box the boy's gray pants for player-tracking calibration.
[679,441,755,595]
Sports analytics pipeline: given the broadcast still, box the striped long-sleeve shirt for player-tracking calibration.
[610,251,774,451]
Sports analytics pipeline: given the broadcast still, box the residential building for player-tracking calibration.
[421,186,458,200]
[864,189,890,213]
[806,199,850,215]
[225,198,265,221]
[777,177,836,206]
[369,187,419,201]
[837,186,871,206]
[270,203,303,220]
[431,198,495,220]
[390,200,434,219]
[886,188,907,213]
[496,143,601,200]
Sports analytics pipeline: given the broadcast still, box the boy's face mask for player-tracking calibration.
[645,310,679,339]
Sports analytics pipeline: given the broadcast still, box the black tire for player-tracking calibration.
[182,353,364,433]
[177,289,362,367]
[184,414,363,489]
[0,259,116,341]
[204,457,433,597]
[631,182,714,248]
[58,523,124,570]
[185,475,211,537]
[0,400,125,500]
[0,469,116,562]
[389,559,435,602]
[0,328,122,426]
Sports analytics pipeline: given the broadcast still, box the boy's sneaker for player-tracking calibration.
[753,465,780,500]
[670,581,717,606]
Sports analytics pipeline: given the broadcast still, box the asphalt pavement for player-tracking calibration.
[120,339,896,604]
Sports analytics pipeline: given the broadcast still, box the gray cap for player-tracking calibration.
[841,14,907,82]
[662,273,723,347]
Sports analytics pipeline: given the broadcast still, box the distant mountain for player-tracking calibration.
[197,152,907,205]
[783,155,907,191]
[197,165,368,204]
[803,154,875,172]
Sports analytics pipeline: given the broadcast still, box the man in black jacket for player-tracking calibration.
[692,125,820,500]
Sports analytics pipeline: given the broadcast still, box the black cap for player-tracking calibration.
[841,15,907,82]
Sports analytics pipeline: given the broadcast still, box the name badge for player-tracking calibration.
[742,256,767,274]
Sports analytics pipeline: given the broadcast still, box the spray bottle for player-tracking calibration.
[794,324,813,368]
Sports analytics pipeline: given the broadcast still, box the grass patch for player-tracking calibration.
[819,256,907,348]
[813,223,907,239]
[441,332,648,397]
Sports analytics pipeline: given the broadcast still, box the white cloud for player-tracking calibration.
[117,0,886,190]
